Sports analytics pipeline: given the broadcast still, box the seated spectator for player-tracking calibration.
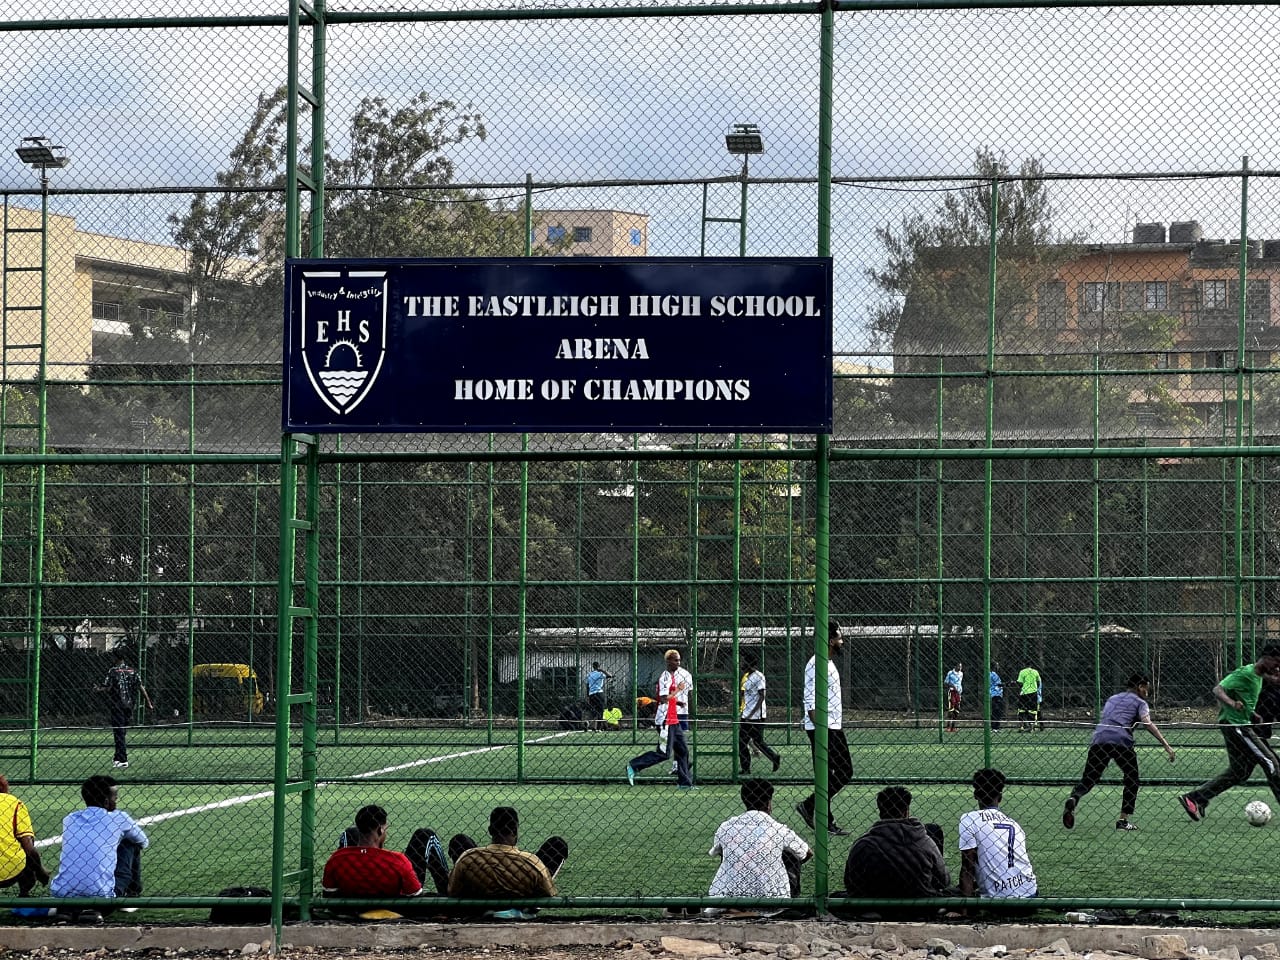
[447,806,568,906]
[50,775,148,920]
[0,775,49,899]
[959,768,1038,899]
[323,804,450,899]
[707,778,811,908]
[842,786,951,900]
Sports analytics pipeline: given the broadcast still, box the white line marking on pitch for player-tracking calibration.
[33,730,574,850]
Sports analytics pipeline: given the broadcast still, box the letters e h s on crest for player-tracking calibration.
[300,270,388,416]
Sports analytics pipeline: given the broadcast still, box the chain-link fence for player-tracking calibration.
[3,0,1280,932]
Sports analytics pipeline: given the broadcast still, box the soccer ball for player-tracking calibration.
[1245,800,1272,827]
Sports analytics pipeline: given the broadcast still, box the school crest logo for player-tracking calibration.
[299,270,388,416]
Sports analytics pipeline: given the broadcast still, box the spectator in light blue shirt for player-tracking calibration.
[989,665,1005,731]
[51,775,148,917]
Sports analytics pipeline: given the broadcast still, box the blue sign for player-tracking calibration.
[283,258,832,433]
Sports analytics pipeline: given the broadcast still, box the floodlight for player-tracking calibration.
[15,137,69,170]
[725,123,764,156]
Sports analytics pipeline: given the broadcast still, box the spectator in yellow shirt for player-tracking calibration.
[0,775,50,897]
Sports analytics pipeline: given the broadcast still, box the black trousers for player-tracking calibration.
[110,703,131,762]
[991,695,1005,730]
[1068,741,1141,816]
[1188,723,1280,810]
[738,720,780,773]
[800,727,853,824]
[1017,693,1039,728]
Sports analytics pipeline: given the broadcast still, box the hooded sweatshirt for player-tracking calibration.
[843,817,951,898]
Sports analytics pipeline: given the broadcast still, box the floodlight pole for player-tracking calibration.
[739,153,749,257]
[13,137,66,781]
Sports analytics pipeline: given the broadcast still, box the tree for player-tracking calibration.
[861,149,1196,683]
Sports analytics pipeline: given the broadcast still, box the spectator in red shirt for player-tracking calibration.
[322,805,449,900]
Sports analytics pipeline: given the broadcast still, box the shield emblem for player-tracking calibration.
[299,269,388,416]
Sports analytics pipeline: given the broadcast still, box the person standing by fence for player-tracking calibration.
[1016,664,1041,732]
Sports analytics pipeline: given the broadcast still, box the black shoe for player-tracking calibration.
[827,823,851,837]
[1116,819,1139,831]
[794,802,815,830]
[77,910,104,925]
[771,755,781,773]
[1062,797,1076,829]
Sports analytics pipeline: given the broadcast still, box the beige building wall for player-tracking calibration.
[1,204,89,381]
[531,209,649,256]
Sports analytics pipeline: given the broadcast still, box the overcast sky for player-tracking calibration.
[4,2,1280,354]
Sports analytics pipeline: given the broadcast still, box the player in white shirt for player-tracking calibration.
[626,649,694,788]
[795,620,853,836]
[708,778,811,905]
[958,768,1038,899]
[738,651,781,774]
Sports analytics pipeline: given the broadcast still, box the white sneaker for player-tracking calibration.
[112,761,128,768]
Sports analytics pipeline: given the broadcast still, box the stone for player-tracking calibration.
[741,953,776,960]
[778,947,805,960]
[240,946,261,956]
[659,938,724,959]
[743,945,780,956]
[1251,947,1279,959]
[1141,936,1188,960]
[1217,949,1243,960]
[873,937,903,954]
[812,940,845,957]
[1046,941,1073,956]
[926,942,957,958]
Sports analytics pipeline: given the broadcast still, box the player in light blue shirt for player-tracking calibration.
[944,663,964,733]
[584,662,612,730]
[989,664,1005,731]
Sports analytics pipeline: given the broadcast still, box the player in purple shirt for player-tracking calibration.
[1062,673,1175,832]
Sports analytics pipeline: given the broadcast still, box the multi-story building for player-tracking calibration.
[0,204,651,382]
[892,219,1280,431]
[1035,220,1280,427]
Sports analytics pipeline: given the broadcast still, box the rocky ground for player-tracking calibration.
[3,927,1277,960]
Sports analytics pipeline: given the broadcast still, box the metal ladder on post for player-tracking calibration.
[0,195,50,783]
[271,434,320,924]
[700,181,746,258]
[271,0,326,935]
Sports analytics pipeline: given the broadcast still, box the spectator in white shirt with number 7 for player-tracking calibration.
[958,768,1039,900]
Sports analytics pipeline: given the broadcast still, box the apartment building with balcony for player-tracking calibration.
[891,219,1280,432]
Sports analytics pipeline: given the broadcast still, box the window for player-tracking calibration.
[1036,281,1067,329]
[572,226,593,243]
[547,225,566,243]
[1144,281,1168,310]
[1155,353,1173,370]
[630,228,642,247]
[1202,279,1229,309]
[1082,281,1119,313]
[91,300,120,322]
